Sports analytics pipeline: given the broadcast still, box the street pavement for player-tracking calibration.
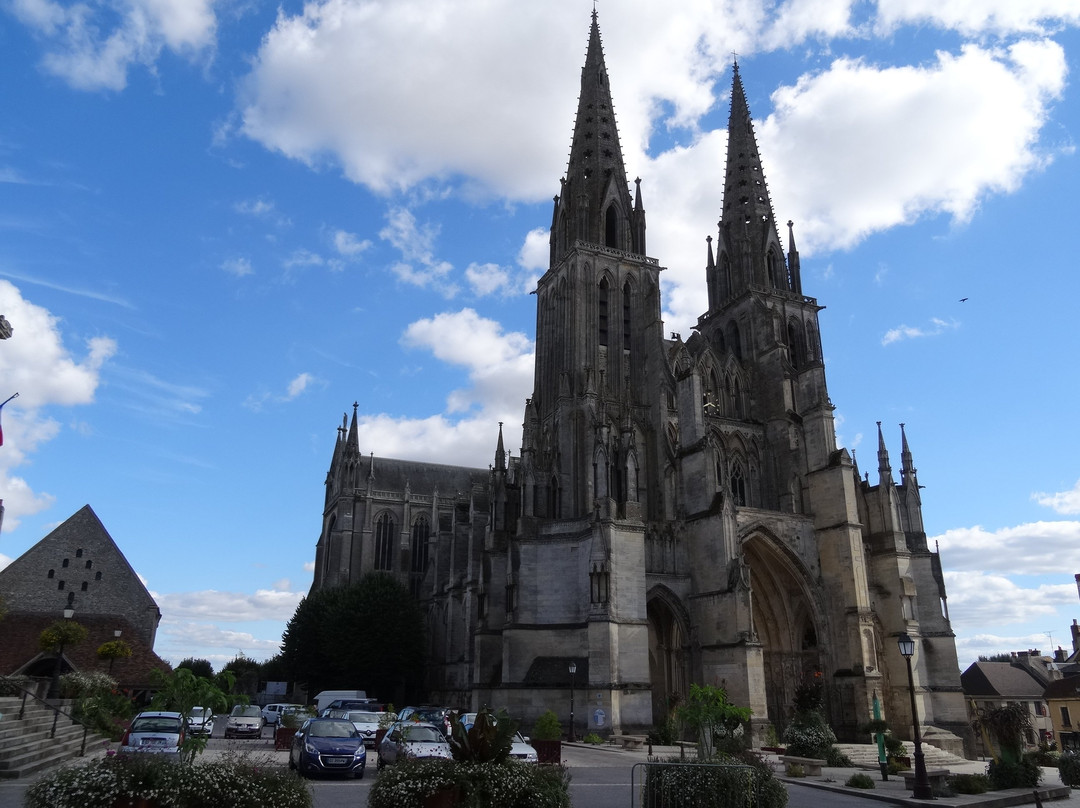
[2,730,1079,808]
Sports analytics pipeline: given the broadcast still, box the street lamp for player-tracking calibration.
[109,629,123,675]
[898,633,934,800]
[47,607,76,700]
[568,661,577,742]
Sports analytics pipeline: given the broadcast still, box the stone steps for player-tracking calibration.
[0,696,106,779]
[835,741,971,770]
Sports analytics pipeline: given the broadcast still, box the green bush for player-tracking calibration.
[643,760,787,808]
[781,710,836,758]
[825,746,853,767]
[1058,752,1080,788]
[1024,746,1058,767]
[582,732,604,745]
[24,752,312,808]
[987,757,1041,790]
[949,773,990,794]
[845,772,874,789]
[368,758,571,808]
[532,710,563,741]
[0,675,32,696]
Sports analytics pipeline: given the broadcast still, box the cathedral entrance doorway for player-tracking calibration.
[742,534,822,736]
[646,589,690,726]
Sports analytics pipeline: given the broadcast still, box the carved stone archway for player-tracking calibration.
[647,587,690,726]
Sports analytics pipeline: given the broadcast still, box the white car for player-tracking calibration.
[509,731,538,763]
[120,711,185,761]
[377,722,452,768]
[224,704,263,739]
[186,707,215,736]
[262,702,303,727]
[330,709,386,748]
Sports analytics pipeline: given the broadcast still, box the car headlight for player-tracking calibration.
[305,742,319,754]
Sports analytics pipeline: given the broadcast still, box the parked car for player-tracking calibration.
[224,704,264,739]
[510,731,538,763]
[313,690,368,714]
[328,709,385,747]
[398,706,453,736]
[186,706,215,736]
[262,702,304,726]
[120,711,185,761]
[288,717,367,778]
[377,721,452,769]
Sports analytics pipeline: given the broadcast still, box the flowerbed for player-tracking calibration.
[368,758,571,808]
[24,752,312,808]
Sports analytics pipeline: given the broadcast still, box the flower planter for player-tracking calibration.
[533,739,562,764]
[375,727,388,748]
[422,786,461,808]
[111,799,159,808]
[275,726,298,750]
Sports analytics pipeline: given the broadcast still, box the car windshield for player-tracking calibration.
[347,712,381,722]
[232,706,262,718]
[403,726,444,743]
[131,716,182,733]
[189,708,210,719]
[309,720,357,738]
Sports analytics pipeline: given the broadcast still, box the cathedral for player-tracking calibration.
[311,12,969,751]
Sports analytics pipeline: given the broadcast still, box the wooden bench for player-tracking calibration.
[902,769,951,794]
[780,755,826,776]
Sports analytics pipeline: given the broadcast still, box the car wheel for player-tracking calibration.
[354,765,365,780]
[298,755,312,778]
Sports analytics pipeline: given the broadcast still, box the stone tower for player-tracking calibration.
[313,13,969,752]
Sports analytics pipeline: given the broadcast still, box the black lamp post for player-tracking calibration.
[898,633,935,800]
[47,607,76,700]
[568,661,577,742]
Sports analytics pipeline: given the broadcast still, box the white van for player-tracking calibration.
[313,690,368,714]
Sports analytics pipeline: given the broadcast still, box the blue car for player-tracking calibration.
[289,718,367,779]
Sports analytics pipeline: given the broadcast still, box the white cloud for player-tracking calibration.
[942,570,1075,628]
[881,317,959,346]
[244,372,322,411]
[286,373,313,399]
[1033,479,1080,515]
[221,257,253,277]
[352,309,533,465]
[333,229,371,257]
[465,263,511,297]
[932,520,1080,575]
[11,0,217,91]
[876,0,1080,37]
[379,208,457,294]
[0,281,116,529]
[152,587,304,622]
[518,228,549,273]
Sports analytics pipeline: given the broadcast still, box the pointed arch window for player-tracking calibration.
[622,280,632,353]
[726,321,742,361]
[598,277,609,347]
[787,319,805,370]
[548,473,562,519]
[605,203,620,248]
[720,255,732,300]
[410,516,430,598]
[374,513,395,571]
[767,249,783,289]
[730,463,747,506]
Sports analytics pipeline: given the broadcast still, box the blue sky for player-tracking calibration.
[1,0,1079,675]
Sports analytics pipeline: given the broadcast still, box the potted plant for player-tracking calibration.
[531,710,563,764]
[375,703,396,749]
[275,705,313,750]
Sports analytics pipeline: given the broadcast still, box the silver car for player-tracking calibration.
[186,706,215,736]
[224,704,263,739]
[330,709,386,748]
[120,711,185,761]
[377,721,452,768]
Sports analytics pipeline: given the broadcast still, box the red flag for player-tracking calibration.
[0,393,18,447]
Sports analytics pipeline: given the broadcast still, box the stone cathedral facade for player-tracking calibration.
[311,13,969,751]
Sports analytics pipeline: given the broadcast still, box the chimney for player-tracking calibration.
[1072,619,1080,655]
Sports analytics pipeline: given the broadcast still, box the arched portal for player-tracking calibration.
[742,534,822,735]
[647,590,689,726]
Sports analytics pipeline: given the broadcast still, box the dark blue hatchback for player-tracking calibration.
[288,718,367,779]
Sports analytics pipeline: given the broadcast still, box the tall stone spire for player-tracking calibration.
[721,62,780,237]
[551,11,640,264]
[876,421,893,485]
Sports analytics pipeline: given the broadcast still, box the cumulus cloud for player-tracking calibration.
[351,309,533,465]
[333,229,371,258]
[153,587,305,622]
[881,317,960,346]
[875,0,1080,37]
[942,570,1076,628]
[932,520,1080,575]
[1033,479,1080,515]
[11,0,217,91]
[379,208,457,295]
[0,281,115,529]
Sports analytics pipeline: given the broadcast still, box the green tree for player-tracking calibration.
[282,573,426,702]
[40,619,90,653]
[97,639,133,672]
[219,653,261,699]
[150,667,234,762]
[676,683,752,759]
[176,657,214,679]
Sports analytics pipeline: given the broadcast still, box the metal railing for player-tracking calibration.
[8,681,92,757]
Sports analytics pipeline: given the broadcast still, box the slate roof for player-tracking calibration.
[1044,675,1080,700]
[961,661,1047,698]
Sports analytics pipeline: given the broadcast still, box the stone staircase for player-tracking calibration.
[835,741,971,770]
[0,696,105,779]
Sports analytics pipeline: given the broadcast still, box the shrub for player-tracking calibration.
[1025,746,1058,767]
[24,752,312,808]
[582,732,604,745]
[786,763,805,777]
[987,757,1041,790]
[368,758,571,808]
[949,773,990,794]
[643,759,788,808]
[1058,752,1080,788]
[845,772,874,789]
[532,710,563,741]
[825,746,854,767]
[0,674,33,696]
[781,710,836,759]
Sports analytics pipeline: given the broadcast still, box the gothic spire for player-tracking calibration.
[345,401,360,455]
[900,422,918,488]
[552,11,639,262]
[876,421,893,485]
[494,421,506,472]
[722,62,779,233]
